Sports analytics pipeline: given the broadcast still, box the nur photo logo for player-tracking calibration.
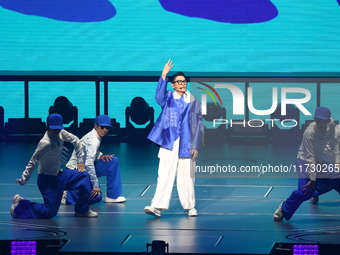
[194,82,313,128]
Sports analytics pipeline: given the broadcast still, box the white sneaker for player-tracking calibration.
[310,196,319,205]
[144,206,161,217]
[61,191,67,205]
[104,196,126,203]
[74,209,98,218]
[187,208,198,217]
[10,194,24,218]
[273,201,284,221]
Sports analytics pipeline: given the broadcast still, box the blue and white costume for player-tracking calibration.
[281,120,340,220]
[66,128,123,204]
[15,130,92,219]
[147,77,204,210]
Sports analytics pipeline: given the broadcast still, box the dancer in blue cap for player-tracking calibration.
[64,115,126,204]
[11,113,97,219]
[274,107,340,221]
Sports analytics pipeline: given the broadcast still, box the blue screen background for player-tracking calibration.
[1,1,340,73]
[1,1,340,126]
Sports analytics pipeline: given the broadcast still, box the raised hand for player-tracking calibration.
[161,59,174,80]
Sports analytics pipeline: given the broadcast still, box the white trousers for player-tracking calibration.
[151,138,196,210]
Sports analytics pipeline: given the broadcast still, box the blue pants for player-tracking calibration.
[282,159,340,220]
[13,169,92,219]
[313,182,333,197]
[66,157,122,204]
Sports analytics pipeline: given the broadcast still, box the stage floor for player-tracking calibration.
[1,141,340,254]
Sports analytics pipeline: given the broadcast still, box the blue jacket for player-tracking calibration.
[147,77,203,158]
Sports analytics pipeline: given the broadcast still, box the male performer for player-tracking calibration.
[11,113,97,219]
[310,123,340,204]
[65,115,126,204]
[144,60,204,217]
[273,107,340,221]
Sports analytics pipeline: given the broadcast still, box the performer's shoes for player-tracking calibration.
[74,209,98,218]
[273,201,284,221]
[187,208,198,217]
[104,196,126,203]
[310,196,319,205]
[61,191,67,205]
[10,194,24,218]
[144,206,161,217]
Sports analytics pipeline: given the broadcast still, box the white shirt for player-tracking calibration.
[66,129,102,188]
[173,90,192,103]
[297,119,340,180]
[19,129,84,184]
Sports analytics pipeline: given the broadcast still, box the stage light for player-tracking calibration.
[0,239,68,255]
[146,240,169,255]
[11,241,37,255]
[270,242,321,255]
[293,244,319,255]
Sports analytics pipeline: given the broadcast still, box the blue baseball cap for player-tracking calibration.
[314,107,331,120]
[95,115,112,127]
[47,113,64,129]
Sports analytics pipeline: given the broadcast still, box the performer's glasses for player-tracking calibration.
[99,126,110,130]
[172,80,187,85]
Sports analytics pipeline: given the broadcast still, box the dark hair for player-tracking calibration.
[171,72,187,83]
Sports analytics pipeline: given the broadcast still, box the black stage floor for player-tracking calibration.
[1,141,340,254]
